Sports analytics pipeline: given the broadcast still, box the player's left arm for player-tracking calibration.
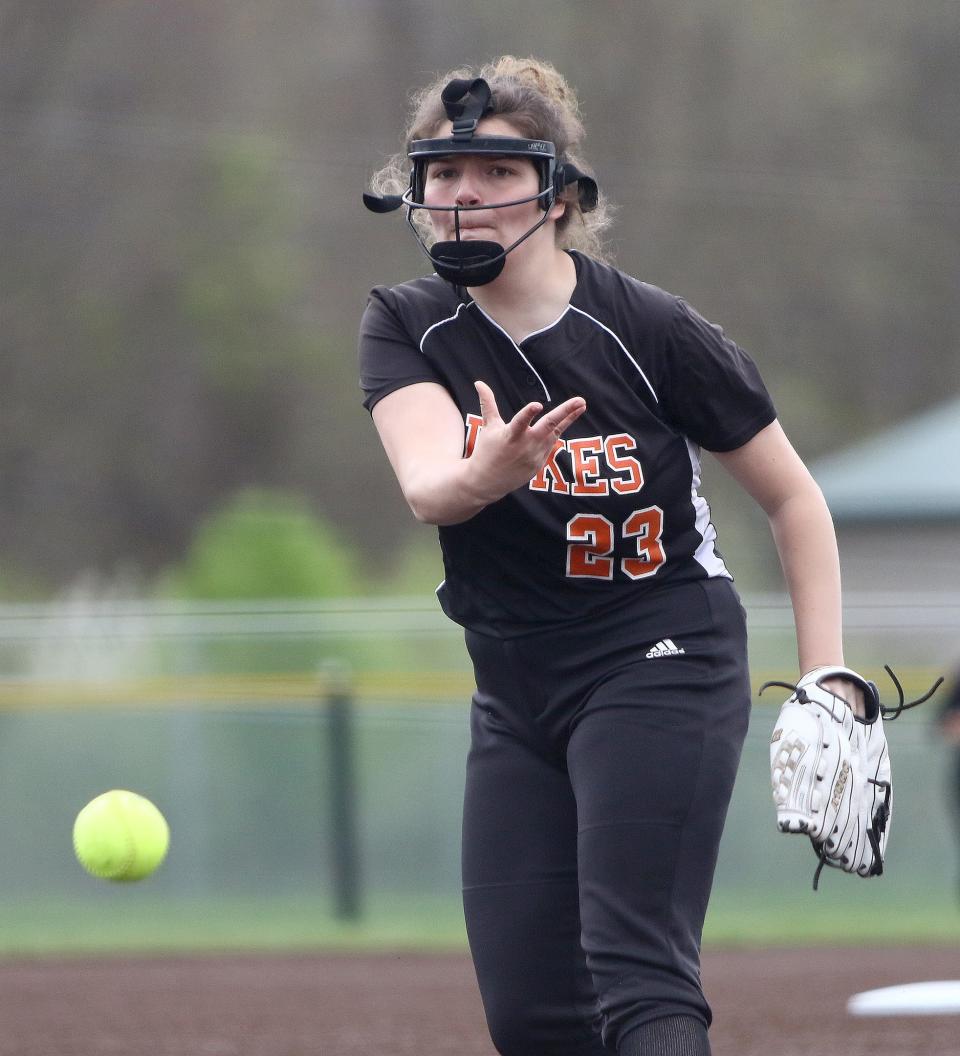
[712,419,863,715]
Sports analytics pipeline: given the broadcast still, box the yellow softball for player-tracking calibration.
[73,790,170,882]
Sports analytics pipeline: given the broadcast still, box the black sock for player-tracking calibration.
[619,1014,711,1056]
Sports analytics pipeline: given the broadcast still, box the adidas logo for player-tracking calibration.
[645,638,685,659]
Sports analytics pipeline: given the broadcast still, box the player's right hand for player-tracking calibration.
[468,379,586,503]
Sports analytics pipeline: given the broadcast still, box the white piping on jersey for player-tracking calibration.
[684,438,732,580]
[418,301,470,353]
[568,306,659,405]
[468,302,552,403]
[520,304,572,341]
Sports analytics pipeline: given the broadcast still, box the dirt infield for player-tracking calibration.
[0,946,958,1055]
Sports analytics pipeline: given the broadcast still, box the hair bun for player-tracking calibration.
[489,55,574,110]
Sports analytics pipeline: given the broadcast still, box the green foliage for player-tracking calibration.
[160,489,362,599]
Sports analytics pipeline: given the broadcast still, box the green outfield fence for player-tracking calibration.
[0,593,958,954]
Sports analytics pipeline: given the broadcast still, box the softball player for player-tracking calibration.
[360,56,864,1056]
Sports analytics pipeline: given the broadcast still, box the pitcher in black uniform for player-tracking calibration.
[359,56,866,1056]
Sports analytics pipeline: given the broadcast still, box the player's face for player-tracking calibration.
[422,116,546,248]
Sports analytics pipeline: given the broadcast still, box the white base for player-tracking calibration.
[848,981,960,1016]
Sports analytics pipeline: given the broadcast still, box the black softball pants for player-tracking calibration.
[461,579,751,1055]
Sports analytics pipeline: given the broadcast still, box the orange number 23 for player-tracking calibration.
[565,507,666,580]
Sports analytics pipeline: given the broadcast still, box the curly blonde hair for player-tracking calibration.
[370,56,613,262]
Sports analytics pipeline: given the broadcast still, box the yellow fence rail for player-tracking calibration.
[0,667,946,711]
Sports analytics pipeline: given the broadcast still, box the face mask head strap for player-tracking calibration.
[440,77,494,141]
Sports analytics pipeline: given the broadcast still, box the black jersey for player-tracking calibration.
[359,251,776,637]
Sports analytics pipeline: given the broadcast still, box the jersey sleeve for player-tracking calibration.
[661,299,777,451]
[358,286,444,413]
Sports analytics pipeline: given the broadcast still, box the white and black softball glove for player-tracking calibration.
[763,665,942,889]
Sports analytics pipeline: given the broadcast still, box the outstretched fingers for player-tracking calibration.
[474,379,587,441]
[474,380,503,426]
[507,400,546,436]
[540,396,587,437]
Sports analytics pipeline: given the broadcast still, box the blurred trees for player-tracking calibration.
[159,489,361,600]
[1,1,957,597]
